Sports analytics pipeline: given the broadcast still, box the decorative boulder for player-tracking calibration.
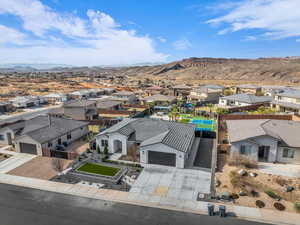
[239,191,247,196]
[238,169,247,176]
[286,186,294,192]
[249,172,257,177]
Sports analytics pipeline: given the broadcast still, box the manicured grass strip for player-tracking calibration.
[77,163,120,176]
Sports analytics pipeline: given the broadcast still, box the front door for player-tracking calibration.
[258,146,270,162]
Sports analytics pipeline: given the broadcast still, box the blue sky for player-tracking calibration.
[0,0,300,66]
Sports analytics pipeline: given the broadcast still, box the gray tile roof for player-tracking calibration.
[227,119,300,147]
[221,93,272,104]
[15,115,89,143]
[99,118,195,152]
[113,91,135,96]
[271,100,300,110]
[64,100,96,107]
[143,94,176,102]
[237,84,260,89]
[276,89,300,99]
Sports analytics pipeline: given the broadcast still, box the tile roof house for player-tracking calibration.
[0,115,89,156]
[95,118,196,168]
[219,93,272,107]
[189,85,224,103]
[226,119,300,164]
[112,91,138,104]
[271,89,300,114]
[141,94,176,105]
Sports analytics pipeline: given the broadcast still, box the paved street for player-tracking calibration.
[0,183,271,225]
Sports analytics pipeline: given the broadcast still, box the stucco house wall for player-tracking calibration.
[277,147,300,164]
[230,135,278,162]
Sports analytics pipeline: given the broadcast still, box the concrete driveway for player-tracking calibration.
[129,165,211,206]
[259,162,300,178]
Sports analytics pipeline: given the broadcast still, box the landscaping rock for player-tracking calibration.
[239,191,247,196]
[285,186,294,192]
[249,172,257,177]
[215,179,221,187]
[238,169,247,176]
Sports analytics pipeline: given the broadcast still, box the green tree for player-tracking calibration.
[103,144,109,155]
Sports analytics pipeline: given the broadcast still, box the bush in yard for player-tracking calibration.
[104,145,109,155]
[227,154,258,169]
[96,145,100,154]
[231,193,239,199]
[265,190,281,200]
[229,171,242,187]
[275,177,287,187]
[274,202,285,211]
[294,202,300,213]
[255,200,265,208]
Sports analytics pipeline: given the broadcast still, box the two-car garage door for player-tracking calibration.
[148,151,176,167]
[19,143,37,154]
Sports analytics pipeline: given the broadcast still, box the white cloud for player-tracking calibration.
[244,35,257,41]
[0,0,167,66]
[207,0,300,40]
[173,38,192,50]
[157,36,167,43]
[0,25,26,44]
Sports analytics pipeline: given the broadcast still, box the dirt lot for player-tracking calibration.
[8,156,72,180]
[216,163,300,213]
[66,141,89,155]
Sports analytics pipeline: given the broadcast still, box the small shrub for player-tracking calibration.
[294,202,300,213]
[255,200,265,208]
[265,190,281,200]
[229,171,242,187]
[231,193,239,199]
[227,154,258,169]
[274,202,285,211]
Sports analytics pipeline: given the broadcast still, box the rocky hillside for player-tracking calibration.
[117,57,300,84]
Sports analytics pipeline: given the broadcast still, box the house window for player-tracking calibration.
[240,145,252,155]
[48,142,52,148]
[282,148,295,158]
[0,134,5,141]
[67,133,72,140]
[58,138,62,145]
[101,140,108,147]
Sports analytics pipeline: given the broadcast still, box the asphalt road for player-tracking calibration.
[0,183,271,225]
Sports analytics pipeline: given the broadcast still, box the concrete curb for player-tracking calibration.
[0,173,298,225]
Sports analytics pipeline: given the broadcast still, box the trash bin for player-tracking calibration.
[219,205,226,217]
[207,204,214,216]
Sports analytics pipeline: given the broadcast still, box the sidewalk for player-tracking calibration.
[0,146,37,173]
[0,172,299,225]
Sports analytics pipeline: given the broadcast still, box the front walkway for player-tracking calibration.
[259,162,300,178]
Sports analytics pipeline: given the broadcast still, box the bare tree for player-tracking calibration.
[128,144,138,162]
[51,158,65,173]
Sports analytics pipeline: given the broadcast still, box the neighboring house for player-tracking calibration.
[226,119,300,164]
[0,102,15,114]
[219,94,272,107]
[102,88,116,95]
[50,100,99,121]
[96,98,123,110]
[89,88,105,97]
[189,85,224,103]
[172,84,192,98]
[44,93,68,104]
[141,94,176,106]
[261,85,289,96]
[95,118,196,168]
[0,115,89,155]
[69,89,94,99]
[235,84,262,95]
[271,89,300,114]
[112,91,138,104]
[10,96,41,108]
[145,86,164,96]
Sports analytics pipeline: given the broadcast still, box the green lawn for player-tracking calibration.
[77,163,120,177]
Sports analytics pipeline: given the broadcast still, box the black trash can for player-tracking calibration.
[207,204,214,216]
[219,205,226,217]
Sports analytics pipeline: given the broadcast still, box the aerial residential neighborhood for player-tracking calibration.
[1,0,300,225]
